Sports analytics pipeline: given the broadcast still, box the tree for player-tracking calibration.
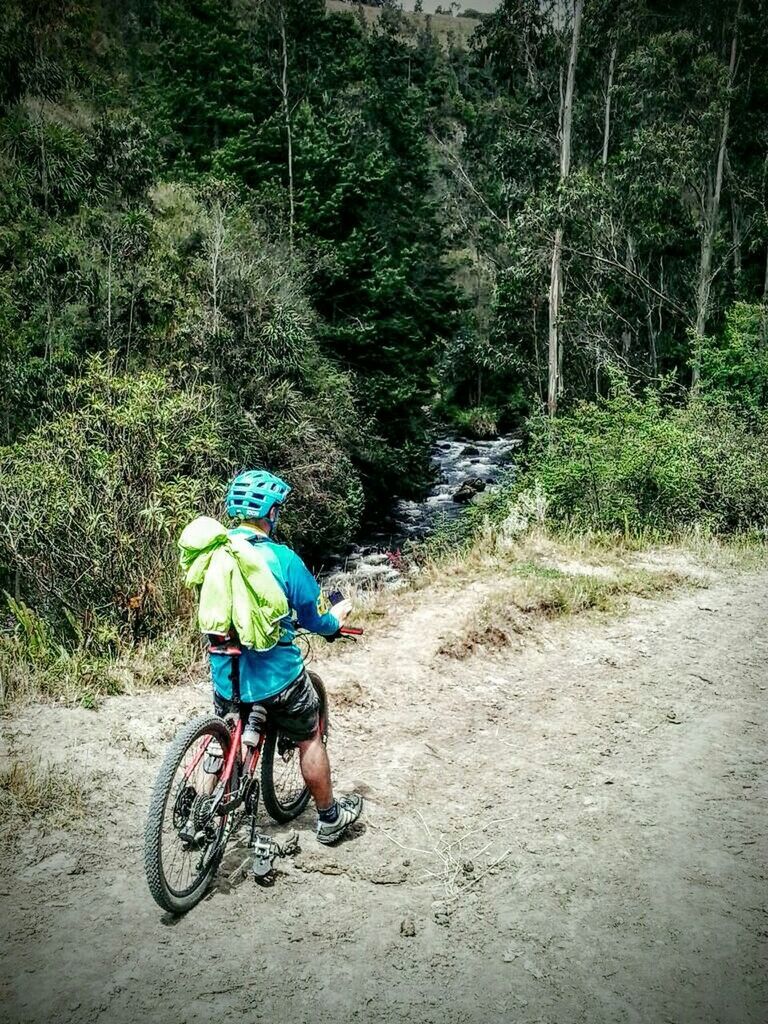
[691,0,742,386]
[548,0,583,416]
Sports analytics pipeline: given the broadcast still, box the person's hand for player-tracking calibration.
[332,599,353,627]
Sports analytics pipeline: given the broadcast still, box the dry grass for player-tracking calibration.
[0,623,202,711]
[4,509,763,711]
[438,556,693,659]
[0,760,87,844]
[538,525,768,570]
[310,526,729,664]
[421,525,626,582]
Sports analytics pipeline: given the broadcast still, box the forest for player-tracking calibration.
[1,0,767,682]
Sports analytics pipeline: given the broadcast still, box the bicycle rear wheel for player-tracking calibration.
[144,714,233,914]
[261,673,328,824]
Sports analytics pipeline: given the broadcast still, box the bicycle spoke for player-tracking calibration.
[272,743,304,806]
[158,735,227,899]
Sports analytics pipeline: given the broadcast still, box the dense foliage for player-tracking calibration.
[519,376,768,536]
[0,357,364,641]
[1,0,768,667]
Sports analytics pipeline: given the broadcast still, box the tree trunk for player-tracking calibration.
[601,39,617,172]
[762,244,768,348]
[560,4,581,181]
[126,277,136,366]
[621,329,631,360]
[209,202,225,338]
[548,227,563,416]
[731,196,742,288]
[38,100,48,214]
[106,229,113,348]
[547,0,583,417]
[279,4,295,250]
[692,0,740,388]
[647,305,657,376]
[45,281,52,363]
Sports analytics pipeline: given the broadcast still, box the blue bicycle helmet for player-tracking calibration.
[225,470,292,521]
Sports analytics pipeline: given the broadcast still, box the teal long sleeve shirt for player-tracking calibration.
[209,527,339,703]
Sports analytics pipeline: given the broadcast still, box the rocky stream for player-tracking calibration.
[325,435,521,588]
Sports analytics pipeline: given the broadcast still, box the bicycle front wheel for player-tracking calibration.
[144,714,233,915]
[261,673,328,824]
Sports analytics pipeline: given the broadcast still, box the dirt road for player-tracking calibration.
[1,560,766,1024]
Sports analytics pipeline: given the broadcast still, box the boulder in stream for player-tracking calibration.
[452,477,487,503]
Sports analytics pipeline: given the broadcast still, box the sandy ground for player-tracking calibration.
[1,560,766,1024]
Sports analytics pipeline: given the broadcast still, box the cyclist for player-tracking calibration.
[208,469,363,845]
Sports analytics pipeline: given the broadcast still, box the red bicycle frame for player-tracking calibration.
[183,715,262,808]
[186,622,363,797]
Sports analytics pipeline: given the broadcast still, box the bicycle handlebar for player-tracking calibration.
[324,625,364,643]
[291,623,364,643]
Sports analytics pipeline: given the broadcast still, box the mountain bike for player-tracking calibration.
[144,626,362,915]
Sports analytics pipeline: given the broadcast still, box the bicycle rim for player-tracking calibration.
[145,716,232,912]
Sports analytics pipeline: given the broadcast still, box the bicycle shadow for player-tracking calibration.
[157,817,368,922]
[209,810,367,901]
[209,821,300,898]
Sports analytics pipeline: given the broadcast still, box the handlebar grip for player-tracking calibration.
[325,626,364,642]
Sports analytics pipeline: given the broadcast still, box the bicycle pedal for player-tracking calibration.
[251,834,276,878]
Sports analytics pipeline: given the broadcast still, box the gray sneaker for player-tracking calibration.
[316,794,364,845]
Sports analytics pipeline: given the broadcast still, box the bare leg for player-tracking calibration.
[298,732,334,810]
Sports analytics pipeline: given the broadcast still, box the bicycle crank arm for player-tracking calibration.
[216,793,244,815]
[217,778,255,815]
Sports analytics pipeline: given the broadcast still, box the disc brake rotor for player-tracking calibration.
[173,785,197,830]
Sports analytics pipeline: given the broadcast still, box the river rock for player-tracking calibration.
[355,563,400,585]
[452,477,487,503]
[460,444,480,457]
[452,484,475,503]
[361,552,390,565]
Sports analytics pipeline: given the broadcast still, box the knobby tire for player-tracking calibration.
[144,714,232,915]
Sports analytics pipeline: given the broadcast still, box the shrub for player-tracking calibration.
[699,303,768,415]
[434,401,503,439]
[453,405,500,439]
[0,356,365,647]
[516,377,768,536]
[0,359,232,642]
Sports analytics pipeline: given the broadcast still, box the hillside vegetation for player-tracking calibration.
[1,0,767,700]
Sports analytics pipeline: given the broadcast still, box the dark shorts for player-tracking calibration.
[213,670,320,742]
